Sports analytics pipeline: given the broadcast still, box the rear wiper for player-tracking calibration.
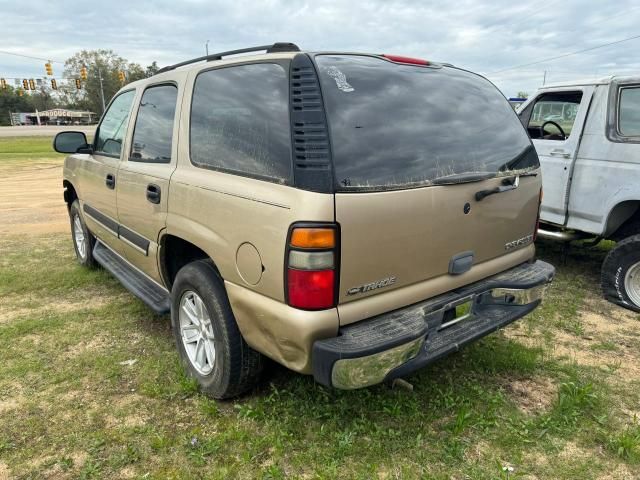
[475,175,521,201]
[431,172,495,185]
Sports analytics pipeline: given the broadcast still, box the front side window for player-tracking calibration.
[618,87,640,137]
[130,85,178,163]
[527,92,582,140]
[95,90,136,156]
[190,63,292,183]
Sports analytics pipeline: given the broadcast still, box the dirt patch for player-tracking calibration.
[597,464,634,480]
[0,294,120,325]
[502,376,557,414]
[0,161,68,236]
[0,396,23,414]
[557,441,593,461]
[553,328,640,381]
[0,463,10,480]
[62,335,112,360]
[464,440,491,462]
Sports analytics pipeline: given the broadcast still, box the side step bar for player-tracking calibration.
[93,241,170,315]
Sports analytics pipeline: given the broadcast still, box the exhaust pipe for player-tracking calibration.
[536,228,582,242]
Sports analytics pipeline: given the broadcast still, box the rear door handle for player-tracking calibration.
[146,184,161,204]
[550,149,571,158]
[105,173,116,189]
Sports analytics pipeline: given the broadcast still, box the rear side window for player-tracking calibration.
[618,87,640,137]
[95,90,135,156]
[190,63,292,183]
[316,55,536,191]
[130,84,178,163]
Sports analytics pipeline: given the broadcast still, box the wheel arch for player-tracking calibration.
[63,179,78,210]
[606,200,640,241]
[159,234,222,290]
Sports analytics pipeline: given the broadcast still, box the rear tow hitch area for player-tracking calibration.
[312,260,555,389]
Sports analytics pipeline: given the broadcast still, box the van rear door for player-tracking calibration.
[314,55,541,324]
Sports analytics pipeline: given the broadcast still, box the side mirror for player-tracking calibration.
[53,131,92,154]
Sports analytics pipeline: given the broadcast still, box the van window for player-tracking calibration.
[130,84,178,163]
[316,55,536,192]
[526,92,582,140]
[190,63,292,183]
[95,90,136,157]
[619,87,640,136]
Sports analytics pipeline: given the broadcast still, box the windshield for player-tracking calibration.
[315,55,537,191]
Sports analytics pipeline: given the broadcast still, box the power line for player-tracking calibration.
[486,34,640,76]
[0,49,65,63]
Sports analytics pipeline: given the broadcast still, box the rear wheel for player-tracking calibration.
[69,200,96,268]
[170,260,264,399]
[602,234,640,313]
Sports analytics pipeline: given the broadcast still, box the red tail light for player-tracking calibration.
[288,269,335,309]
[533,188,543,242]
[382,54,430,66]
[286,224,338,310]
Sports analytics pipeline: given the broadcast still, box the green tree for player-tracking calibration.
[145,61,159,77]
[0,86,33,126]
[63,50,155,115]
[517,91,529,99]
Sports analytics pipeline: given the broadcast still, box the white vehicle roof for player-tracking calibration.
[539,75,640,89]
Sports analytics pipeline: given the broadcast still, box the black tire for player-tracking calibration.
[69,200,97,268]
[170,260,263,399]
[601,234,640,313]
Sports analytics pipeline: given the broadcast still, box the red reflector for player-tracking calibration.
[383,54,429,66]
[287,269,335,310]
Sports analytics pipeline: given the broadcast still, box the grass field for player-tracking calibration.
[1,137,640,479]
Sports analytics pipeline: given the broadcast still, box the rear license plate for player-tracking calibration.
[440,298,474,330]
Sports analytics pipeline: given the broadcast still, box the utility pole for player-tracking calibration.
[98,67,106,113]
[543,70,547,86]
[205,40,210,56]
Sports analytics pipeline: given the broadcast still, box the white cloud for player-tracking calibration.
[1,0,639,96]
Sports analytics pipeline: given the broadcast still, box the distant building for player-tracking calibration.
[9,109,96,126]
[508,97,527,110]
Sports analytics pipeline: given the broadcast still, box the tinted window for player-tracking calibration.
[95,90,135,156]
[190,63,291,183]
[527,92,582,139]
[130,85,178,163]
[619,87,640,136]
[316,55,536,191]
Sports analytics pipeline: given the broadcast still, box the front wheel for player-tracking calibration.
[170,260,264,399]
[69,200,96,268]
[602,234,640,313]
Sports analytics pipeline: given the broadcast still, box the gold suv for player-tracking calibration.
[55,43,555,398]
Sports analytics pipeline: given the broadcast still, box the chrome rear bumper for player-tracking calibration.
[313,260,554,390]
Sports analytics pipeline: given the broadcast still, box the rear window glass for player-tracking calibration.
[190,63,292,183]
[619,87,640,136]
[316,55,536,191]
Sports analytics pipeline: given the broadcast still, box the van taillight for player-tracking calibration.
[533,188,543,242]
[286,225,338,310]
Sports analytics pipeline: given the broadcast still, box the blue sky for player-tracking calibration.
[1,0,639,97]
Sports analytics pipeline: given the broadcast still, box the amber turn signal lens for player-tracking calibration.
[290,228,335,249]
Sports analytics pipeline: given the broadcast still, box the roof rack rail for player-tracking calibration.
[156,42,300,74]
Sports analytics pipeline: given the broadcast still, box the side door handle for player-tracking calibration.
[549,149,571,158]
[146,183,161,204]
[105,173,116,189]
